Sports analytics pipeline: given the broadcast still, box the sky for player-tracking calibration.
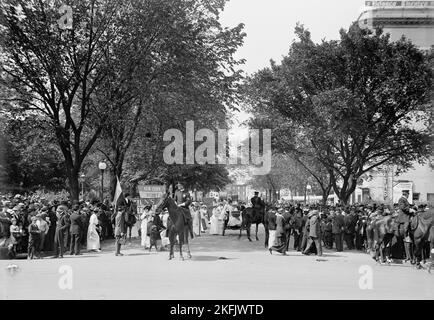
[221,0,367,144]
[220,0,367,75]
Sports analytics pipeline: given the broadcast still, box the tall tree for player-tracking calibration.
[93,0,245,197]
[0,0,132,200]
[245,23,434,204]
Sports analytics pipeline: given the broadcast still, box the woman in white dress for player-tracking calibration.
[160,208,170,248]
[140,206,152,249]
[209,205,221,235]
[87,210,101,252]
[191,203,201,236]
[200,205,208,232]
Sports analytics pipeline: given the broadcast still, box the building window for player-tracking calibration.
[427,193,434,202]
[413,193,420,201]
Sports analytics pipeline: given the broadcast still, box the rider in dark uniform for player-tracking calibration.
[397,190,413,236]
[397,190,414,262]
[250,191,265,220]
[174,183,194,238]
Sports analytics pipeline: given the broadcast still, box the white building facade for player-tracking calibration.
[351,1,434,205]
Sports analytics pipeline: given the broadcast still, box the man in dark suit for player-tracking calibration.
[114,204,127,256]
[343,208,357,250]
[69,204,83,255]
[52,205,69,258]
[332,210,344,252]
[250,191,264,220]
[282,208,293,252]
[292,207,303,251]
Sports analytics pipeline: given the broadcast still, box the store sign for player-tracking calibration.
[138,185,166,199]
[365,1,434,7]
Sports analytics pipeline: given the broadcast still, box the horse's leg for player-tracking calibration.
[386,235,393,264]
[169,230,174,260]
[264,225,269,248]
[255,224,259,241]
[179,233,184,261]
[247,223,252,242]
[413,238,423,269]
[238,225,243,240]
[185,230,192,259]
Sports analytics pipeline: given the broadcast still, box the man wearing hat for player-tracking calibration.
[397,190,413,238]
[303,210,322,256]
[69,204,83,255]
[52,205,69,258]
[114,204,128,256]
[36,211,50,254]
[250,191,265,221]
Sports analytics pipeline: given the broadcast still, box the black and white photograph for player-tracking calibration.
[0,0,433,305]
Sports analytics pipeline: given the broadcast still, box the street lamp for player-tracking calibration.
[98,161,107,204]
[306,184,312,204]
[80,173,85,200]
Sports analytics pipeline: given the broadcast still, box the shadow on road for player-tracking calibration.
[190,255,236,262]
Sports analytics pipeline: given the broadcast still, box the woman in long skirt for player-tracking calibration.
[140,206,152,249]
[267,209,277,253]
[270,209,286,255]
[191,204,201,236]
[87,211,100,252]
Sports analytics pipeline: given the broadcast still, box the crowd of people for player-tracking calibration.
[265,199,431,261]
[1,189,432,263]
[0,192,122,259]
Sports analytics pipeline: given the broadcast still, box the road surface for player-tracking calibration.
[1,226,433,300]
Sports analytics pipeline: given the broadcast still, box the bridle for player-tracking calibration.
[155,193,170,213]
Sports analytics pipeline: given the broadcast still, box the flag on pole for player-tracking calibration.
[112,176,125,210]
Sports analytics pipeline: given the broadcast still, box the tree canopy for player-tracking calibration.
[245,23,434,204]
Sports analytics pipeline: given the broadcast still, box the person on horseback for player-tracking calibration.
[251,191,265,220]
[174,183,194,238]
[397,190,414,237]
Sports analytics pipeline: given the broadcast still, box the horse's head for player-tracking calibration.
[155,191,171,213]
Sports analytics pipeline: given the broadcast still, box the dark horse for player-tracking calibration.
[155,193,192,261]
[124,202,137,242]
[238,203,273,248]
[367,215,395,264]
[409,209,434,269]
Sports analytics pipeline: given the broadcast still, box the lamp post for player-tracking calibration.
[98,161,107,204]
[80,173,85,200]
[306,184,312,204]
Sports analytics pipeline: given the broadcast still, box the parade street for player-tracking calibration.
[2,227,433,300]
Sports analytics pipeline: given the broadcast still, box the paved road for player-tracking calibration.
[2,226,433,300]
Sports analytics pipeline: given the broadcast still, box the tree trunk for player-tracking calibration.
[330,171,358,206]
[67,169,80,201]
[321,185,332,205]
